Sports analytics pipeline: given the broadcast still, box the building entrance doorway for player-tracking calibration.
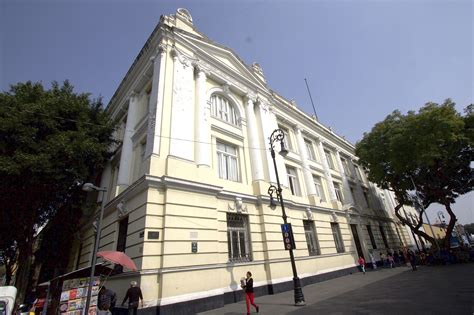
[350,224,364,258]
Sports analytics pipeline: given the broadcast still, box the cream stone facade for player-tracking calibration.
[68,9,417,314]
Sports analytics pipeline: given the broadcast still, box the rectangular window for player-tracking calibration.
[304,139,316,161]
[324,150,334,169]
[341,157,352,176]
[279,126,293,151]
[114,216,129,273]
[286,166,301,196]
[303,220,320,255]
[227,213,251,262]
[331,222,345,253]
[379,225,389,248]
[354,165,362,180]
[217,141,239,181]
[367,225,377,249]
[350,186,356,204]
[334,182,344,203]
[363,190,370,208]
[313,175,326,202]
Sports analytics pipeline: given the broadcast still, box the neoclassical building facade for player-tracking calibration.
[68,9,418,314]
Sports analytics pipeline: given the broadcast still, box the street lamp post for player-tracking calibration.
[82,183,107,315]
[267,129,306,306]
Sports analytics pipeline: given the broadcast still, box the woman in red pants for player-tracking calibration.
[241,271,259,314]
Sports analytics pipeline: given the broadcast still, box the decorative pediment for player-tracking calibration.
[174,31,268,91]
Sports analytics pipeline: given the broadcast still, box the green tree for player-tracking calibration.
[464,223,474,235]
[355,99,473,249]
[0,81,116,298]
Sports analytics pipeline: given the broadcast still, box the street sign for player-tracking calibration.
[281,223,296,250]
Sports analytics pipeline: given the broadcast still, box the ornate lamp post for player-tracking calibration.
[267,128,306,306]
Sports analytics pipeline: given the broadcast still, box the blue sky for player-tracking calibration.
[1,0,472,224]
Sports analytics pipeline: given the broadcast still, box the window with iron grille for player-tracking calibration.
[331,222,345,253]
[227,213,252,262]
[303,220,320,255]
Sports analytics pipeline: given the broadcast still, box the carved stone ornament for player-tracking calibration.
[221,83,231,94]
[176,8,193,24]
[117,200,127,218]
[228,197,247,213]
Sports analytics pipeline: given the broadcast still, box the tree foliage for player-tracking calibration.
[0,81,116,291]
[355,99,473,248]
[464,223,474,235]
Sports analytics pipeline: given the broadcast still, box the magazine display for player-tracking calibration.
[59,277,100,315]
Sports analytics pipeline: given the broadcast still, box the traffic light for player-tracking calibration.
[281,223,296,250]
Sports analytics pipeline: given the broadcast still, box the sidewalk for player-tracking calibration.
[197,266,408,315]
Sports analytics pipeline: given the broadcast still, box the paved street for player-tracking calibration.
[198,264,474,315]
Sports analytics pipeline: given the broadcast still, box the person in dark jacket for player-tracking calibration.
[121,281,143,315]
[241,271,259,315]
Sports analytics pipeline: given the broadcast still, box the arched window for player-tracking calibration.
[210,94,239,126]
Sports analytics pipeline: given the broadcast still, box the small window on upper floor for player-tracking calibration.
[341,157,352,177]
[278,125,293,151]
[324,150,335,169]
[210,94,239,126]
[304,139,316,161]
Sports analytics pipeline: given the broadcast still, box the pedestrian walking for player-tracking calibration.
[388,253,395,268]
[408,250,417,271]
[380,252,386,268]
[121,281,143,315]
[370,253,377,270]
[358,256,366,274]
[98,286,117,315]
[241,271,259,315]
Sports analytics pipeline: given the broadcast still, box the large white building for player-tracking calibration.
[68,9,417,314]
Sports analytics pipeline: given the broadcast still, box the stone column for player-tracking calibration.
[145,44,167,158]
[295,127,316,196]
[195,65,211,167]
[266,105,288,187]
[316,139,338,203]
[335,150,355,206]
[169,49,195,161]
[117,93,139,192]
[245,95,264,181]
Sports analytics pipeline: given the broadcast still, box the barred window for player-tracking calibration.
[217,141,239,181]
[331,222,345,253]
[227,213,252,262]
[210,94,238,126]
[303,220,320,255]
